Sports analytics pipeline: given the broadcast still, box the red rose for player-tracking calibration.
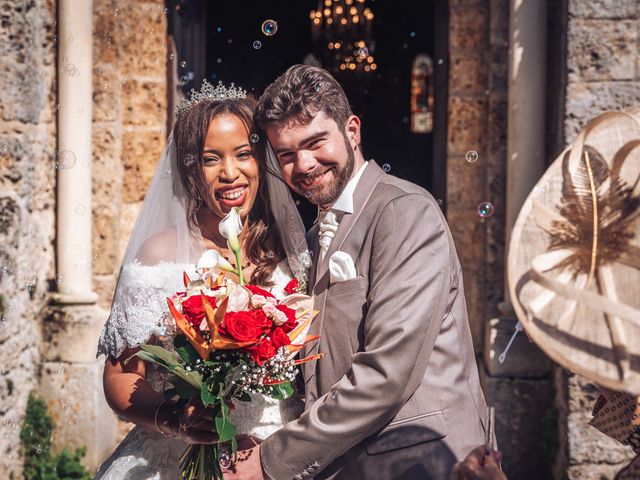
[182,295,216,329]
[271,327,291,350]
[252,309,271,330]
[223,311,269,342]
[247,338,277,365]
[284,278,299,295]
[276,304,298,333]
[245,285,275,299]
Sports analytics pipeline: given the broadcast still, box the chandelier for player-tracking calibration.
[310,0,377,75]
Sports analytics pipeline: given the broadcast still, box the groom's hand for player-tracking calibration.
[223,444,266,480]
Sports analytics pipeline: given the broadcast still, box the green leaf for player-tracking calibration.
[166,375,200,398]
[200,384,218,407]
[168,365,203,389]
[139,344,180,368]
[269,381,294,400]
[214,404,236,443]
[175,336,201,364]
[128,345,180,371]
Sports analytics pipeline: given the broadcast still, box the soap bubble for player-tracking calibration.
[465,150,479,163]
[253,40,262,49]
[382,163,391,172]
[261,19,278,36]
[55,150,77,169]
[250,134,259,143]
[180,60,187,68]
[477,201,494,219]
[64,63,79,77]
[356,46,369,58]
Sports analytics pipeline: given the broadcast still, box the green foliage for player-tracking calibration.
[20,392,92,480]
[270,381,294,401]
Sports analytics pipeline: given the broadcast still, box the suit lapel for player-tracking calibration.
[303,161,385,387]
[306,223,320,287]
[313,161,385,291]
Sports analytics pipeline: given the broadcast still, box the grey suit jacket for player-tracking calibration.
[261,161,488,480]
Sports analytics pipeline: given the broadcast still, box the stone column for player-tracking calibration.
[484,0,553,378]
[55,0,98,304]
[40,0,116,470]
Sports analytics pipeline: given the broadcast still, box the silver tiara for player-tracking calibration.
[176,80,247,115]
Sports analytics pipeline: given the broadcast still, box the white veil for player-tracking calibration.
[119,133,204,267]
[97,129,310,359]
[263,143,312,284]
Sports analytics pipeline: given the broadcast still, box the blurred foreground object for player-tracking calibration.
[508,105,640,395]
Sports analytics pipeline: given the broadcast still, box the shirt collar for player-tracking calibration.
[325,161,369,215]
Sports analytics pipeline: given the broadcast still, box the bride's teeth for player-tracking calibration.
[220,188,245,200]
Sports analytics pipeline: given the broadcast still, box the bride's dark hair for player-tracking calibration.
[173,95,283,285]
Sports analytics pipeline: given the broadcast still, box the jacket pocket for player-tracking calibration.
[325,276,368,353]
[326,275,368,297]
[364,410,448,455]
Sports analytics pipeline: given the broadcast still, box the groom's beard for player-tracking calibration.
[293,135,355,207]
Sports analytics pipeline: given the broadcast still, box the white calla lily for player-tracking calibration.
[218,207,247,285]
[218,207,244,252]
[195,249,234,273]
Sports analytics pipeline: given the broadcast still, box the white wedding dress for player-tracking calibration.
[94,260,304,480]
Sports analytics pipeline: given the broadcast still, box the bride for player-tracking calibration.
[94,81,310,479]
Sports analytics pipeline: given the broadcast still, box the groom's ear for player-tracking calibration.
[345,115,361,151]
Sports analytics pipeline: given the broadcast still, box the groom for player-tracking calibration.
[229,65,489,479]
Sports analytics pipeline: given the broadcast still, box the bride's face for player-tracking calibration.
[201,113,259,221]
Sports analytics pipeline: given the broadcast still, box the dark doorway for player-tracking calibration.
[168,0,448,225]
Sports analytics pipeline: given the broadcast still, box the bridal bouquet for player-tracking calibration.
[130,208,320,480]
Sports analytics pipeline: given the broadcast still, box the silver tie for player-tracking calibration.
[318,210,339,261]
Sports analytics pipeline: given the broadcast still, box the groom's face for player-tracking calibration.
[267,111,359,208]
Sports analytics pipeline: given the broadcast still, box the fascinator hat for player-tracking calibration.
[508,105,640,394]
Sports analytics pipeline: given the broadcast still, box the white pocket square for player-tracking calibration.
[329,251,357,284]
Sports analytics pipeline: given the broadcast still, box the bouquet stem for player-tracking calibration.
[234,249,244,286]
[179,443,226,480]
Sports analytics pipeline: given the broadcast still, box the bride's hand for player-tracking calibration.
[175,398,219,445]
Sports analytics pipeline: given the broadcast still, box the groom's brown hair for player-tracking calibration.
[254,65,353,130]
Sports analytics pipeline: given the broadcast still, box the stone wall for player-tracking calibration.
[564,0,640,142]
[0,0,169,475]
[447,6,558,478]
[90,0,169,458]
[92,0,168,311]
[561,1,640,478]
[0,0,57,476]
[447,0,500,350]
